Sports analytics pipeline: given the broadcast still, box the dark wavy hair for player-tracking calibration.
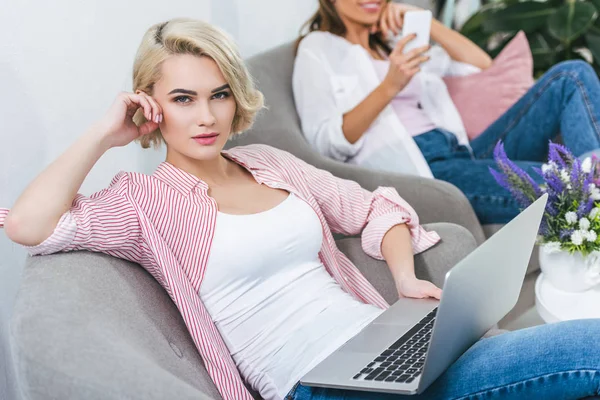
[297,0,392,55]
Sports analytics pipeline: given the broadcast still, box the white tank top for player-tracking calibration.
[200,193,383,400]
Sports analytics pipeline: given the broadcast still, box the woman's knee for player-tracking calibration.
[549,60,597,83]
[534,319,600,367]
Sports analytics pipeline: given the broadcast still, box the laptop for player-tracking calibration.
[301,194,548,395]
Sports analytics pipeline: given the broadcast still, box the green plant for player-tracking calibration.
[461,0,600,78]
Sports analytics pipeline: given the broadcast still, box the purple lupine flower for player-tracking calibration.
[539,218,549,236]
[583,171,593,195]
[492,143,542,197]
[577,198,595,218]
[548,143,567,168]
[546,202,559,216]
[544,171,564,195]
[549,142,574,163]
[571,157,582,190]
[560,229,574,240]
[489,167,512,192]
[489,167,532,208]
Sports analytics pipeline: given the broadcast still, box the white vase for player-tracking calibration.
[538,246,600,292]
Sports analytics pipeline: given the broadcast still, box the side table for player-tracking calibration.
[535,272,600,323]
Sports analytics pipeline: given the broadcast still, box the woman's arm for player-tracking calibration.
[5,129,112,246]
[430,19,492,70]
[381,224,442,299]
[342,35,430,144]
[4,92,162,246]
[293,36,429,155]
[379,3,492,70]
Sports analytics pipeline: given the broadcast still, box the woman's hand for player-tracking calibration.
[372,2,424,38]
[381,34,430,94]
[396,275,442,300]
[95,91,163,148]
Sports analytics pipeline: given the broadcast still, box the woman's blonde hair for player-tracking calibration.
[132,18,264,149]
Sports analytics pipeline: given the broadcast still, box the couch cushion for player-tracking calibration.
[443,31,534,140]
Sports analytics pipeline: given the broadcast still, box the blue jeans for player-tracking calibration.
[409,60,600,224]
[286,319,600,400]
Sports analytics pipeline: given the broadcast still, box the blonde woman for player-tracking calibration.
[1,18,599,400]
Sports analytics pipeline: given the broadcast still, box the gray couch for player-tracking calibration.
[8,43,534,400]
[12,224,475,400]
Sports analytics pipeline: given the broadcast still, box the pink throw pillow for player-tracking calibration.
[443,31,534,140]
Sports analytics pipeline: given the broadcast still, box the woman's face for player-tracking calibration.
[151,54,236,163]
[333,0,385,28]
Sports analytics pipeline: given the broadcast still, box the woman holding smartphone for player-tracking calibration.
[293,0,600,225]
[2,17,600,400]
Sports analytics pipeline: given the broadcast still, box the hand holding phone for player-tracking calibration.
[401,10,432,54]
[382,15,432,95]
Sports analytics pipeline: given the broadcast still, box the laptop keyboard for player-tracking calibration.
[352,308,437,384]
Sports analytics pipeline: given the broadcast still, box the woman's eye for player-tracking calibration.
[174,95,191,104]
[212,91,230,100]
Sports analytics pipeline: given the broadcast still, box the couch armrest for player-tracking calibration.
[335,222,478,304]
[11,252,221,400]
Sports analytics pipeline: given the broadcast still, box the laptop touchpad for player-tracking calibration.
[342,324,412,354]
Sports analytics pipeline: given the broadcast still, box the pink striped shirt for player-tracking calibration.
[0,144,440,400]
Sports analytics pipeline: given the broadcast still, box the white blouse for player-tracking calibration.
[200,193,383,400]
[293,31,480,177]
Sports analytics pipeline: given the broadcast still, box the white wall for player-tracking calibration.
[0,1,316,398]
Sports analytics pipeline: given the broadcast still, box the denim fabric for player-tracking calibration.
[286,319,600,400]
[370,60,600,224]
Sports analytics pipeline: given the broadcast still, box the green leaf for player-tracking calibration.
[529,32,560,69]
[460,5,499,35]
[468,30,494,52]
[548,2,598,44]
[591,0,600,13]
[482,2,556,34]
[586,26,600,64]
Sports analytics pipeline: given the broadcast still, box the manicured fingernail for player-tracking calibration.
[160,114,163,122]
[154,115,159,123]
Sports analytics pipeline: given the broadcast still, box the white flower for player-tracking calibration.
[566,211,578,224]
[571,230,585,246]
[580,217,591,231]
[586,230,598,242]
[560,169,570,184]
[591,208,600,220]
[541,163,552,174]
[590,183,597,191]
[582,157,593,173]
[592,189,600,201]
[543,242,562,254]
[567,184,573,190]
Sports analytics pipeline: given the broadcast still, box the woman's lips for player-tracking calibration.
[192,134,219,145]
[360,2,381,13]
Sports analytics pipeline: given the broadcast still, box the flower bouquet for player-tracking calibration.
[491,142,600,292]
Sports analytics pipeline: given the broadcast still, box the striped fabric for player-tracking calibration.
[0,144,440,400]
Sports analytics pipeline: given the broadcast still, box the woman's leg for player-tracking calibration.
[409,129,541,224]
[427,157,541,224]
[470,60,600,161]
[287,319,600,400]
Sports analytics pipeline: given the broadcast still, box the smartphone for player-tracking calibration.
[401,10,432,54]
